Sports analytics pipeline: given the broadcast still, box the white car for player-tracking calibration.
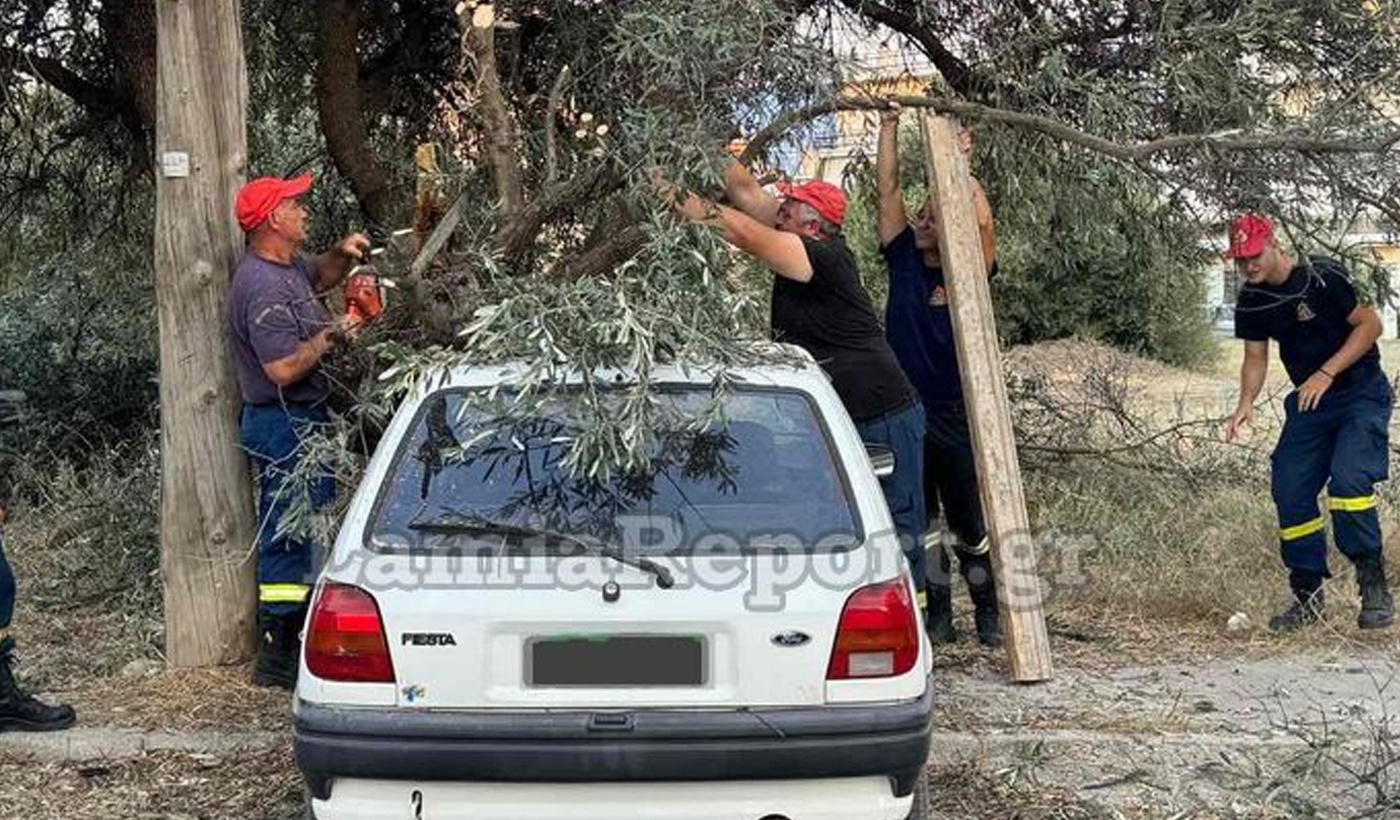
[294,349,934,820]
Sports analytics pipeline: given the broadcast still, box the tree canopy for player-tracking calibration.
[3,0,1399,471]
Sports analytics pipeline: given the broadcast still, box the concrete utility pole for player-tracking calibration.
[919,112,1053,683]
[154,0,257,665]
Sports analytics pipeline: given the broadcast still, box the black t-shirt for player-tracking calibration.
[770,235,916,421]
[1234,256,1380,389]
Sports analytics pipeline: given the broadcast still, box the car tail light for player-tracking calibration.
[304,583,396,683]
[826,577,919,680]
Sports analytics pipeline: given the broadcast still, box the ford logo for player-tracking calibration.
[771,630,812,648]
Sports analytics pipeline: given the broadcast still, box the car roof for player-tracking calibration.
[402,343,826,392]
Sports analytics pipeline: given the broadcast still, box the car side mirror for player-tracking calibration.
[866,444,895,478]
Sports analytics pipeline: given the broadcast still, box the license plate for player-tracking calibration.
[526,634,706,687]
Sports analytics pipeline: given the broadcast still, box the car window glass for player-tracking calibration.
[368,387,860,554]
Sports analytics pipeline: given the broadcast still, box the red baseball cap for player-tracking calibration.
[779,179,847,227]
[1225,213,1274,259]
[235,174,312,232]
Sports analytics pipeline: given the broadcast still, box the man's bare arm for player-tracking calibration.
[1320,306,1383,377]
[310,233,370,290]
[262,332,335,387]
[971,178,997,273]
[1226,340,1268,441]
[876,109,908,246]
[674,193,812,282]
[722,162,781,226]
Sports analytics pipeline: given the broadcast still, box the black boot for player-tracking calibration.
[960,551,1003,648]
[924,540,958,644]
[0,637,76,732]
[925,582,958,645]
[1355,557,1395,630]
[1269,580,1324,632]
[252,608,305,690]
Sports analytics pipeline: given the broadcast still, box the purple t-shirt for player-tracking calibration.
[228,252,331,405]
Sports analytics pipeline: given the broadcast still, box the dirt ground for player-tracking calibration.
[3,337,1399,818]
[3,621,1397,819]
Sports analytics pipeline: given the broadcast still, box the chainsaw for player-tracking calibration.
[342,228,414,330]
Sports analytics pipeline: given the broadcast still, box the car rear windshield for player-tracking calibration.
[367,386,861,554]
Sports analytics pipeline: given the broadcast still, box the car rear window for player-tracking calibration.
[367,386,861,554]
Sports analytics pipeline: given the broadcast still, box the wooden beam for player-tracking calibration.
[918,113,1053,683]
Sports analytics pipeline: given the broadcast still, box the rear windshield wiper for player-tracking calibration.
[407,514,675,589]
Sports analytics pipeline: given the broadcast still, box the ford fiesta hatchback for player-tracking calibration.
[294,350,933,820]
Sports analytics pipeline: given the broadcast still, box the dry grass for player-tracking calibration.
[66,666,292,734]
[1004,337,1400,663]
[0,746,304,820]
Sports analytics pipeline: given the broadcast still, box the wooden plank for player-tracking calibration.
[918,113,1053,683]
[154,0,258,665]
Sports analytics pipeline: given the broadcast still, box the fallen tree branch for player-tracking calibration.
[557,224,648,280]
[740,95,1400,166]
[497,162,623,266]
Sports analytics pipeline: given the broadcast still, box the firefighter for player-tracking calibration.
[1224,214,1395,631]
[0,498,76,731]
[228,175,371,688]
[875,105,1002,647]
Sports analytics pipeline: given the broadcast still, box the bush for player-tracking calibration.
[0,238,158,454]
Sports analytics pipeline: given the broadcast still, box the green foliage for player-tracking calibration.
[0,229,159,450]
[979,129,1215,367]
[840,123,1214,366]
[374,213,777,479]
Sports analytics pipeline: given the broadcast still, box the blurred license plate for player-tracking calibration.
[527,634,706,687]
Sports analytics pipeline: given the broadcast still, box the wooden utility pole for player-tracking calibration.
[919,113,1053,683]
[154,0,257,666]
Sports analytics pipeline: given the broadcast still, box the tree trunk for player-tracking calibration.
[154,0,258,666]
[314,0,392,226]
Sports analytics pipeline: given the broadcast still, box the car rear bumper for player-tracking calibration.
[294,683,933,802]
[311,776,912,820]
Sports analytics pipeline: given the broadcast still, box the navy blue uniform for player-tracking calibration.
[1235,257,1391,590]
[880,227,990,555]
[0,533,13,631]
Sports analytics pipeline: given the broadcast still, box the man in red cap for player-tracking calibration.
[1224,214,1393,632]
[228,174,369,688]
[665,161,934,623]
[876,106,1002,647]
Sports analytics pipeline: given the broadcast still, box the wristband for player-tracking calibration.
[1318,367,1336,380]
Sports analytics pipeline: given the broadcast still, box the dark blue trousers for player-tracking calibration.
[0,534,14,630]
[1272,369,1392,589]
[240,404,335,616]
[856,401,930,607]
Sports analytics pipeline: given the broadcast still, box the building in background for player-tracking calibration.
[794,21,933,184]
[799,16,1400,337]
